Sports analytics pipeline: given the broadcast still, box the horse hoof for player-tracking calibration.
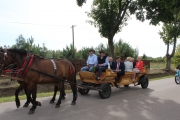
[71,101,76,105]
[28,110,35,115]
[16,104,20,108]
[23,103,29,107]
[55,105,60,108]
[49,100,54,104]
[37,101,42,106]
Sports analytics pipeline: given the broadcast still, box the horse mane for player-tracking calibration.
[7,49,28,55]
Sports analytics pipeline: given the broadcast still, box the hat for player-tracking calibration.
[99,50,105,53]
[89,49,95,53]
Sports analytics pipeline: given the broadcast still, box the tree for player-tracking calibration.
[86,0,131,58]
[142,53,148,60]
[114,39,138,59]
[129,0,180,70]
[172,44,180,67]
[76,0,87,7]
[159,23,180,69]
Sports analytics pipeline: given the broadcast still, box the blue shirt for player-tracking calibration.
[87,54,97,66]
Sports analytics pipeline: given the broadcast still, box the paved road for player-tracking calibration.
[0,77,180,120]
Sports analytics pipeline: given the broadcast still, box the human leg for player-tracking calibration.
[81,66,89,71]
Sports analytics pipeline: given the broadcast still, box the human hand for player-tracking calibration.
[98,64,101,67]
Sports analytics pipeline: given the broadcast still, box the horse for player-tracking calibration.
[0,48,77,114]
[1,54,66,108]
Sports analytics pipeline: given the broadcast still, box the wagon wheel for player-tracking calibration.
[175,76,180,84]
[78,88,90,95]
[99,83,111,99]
[141,76,149,89]
[124,84,129,87]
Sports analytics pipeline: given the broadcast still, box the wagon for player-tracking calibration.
[78,68,149,99]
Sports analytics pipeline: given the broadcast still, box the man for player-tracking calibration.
[81,49,97,72]
[130,57,136,68]
[112,56,125,87]
[108,57,114,69]
[96,50,108,80]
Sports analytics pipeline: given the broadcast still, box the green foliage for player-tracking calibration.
[76,0,86,7]
[78,47,92,60]
[172,44,180,66]
[114,39,138,59]
[142,53,148,60]
[129,0,180,25]
[86,0,129,38]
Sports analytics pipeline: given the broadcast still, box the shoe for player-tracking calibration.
[114,82,120,88]
[96,77,100,80]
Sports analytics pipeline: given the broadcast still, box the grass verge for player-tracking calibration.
[0,90,71,103]
[149,75,174,81]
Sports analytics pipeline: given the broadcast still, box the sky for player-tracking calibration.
[0,0,176,58]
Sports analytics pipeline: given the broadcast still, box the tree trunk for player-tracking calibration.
[108,36,114,59]
[166,36,177,70]
[166,55,171,70]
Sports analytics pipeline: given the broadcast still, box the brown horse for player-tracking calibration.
[0,48,77,114]
[1,52,66,108]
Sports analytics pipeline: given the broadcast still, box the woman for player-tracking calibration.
[124,57,133,72]
[132,56,144,82]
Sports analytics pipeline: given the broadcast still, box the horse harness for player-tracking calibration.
[50,59,57,78]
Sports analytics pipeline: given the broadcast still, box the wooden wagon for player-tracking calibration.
[78,68,149,99]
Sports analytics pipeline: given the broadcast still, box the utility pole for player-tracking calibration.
[71,25,76,58]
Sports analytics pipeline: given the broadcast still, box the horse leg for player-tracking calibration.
[50,86,58,103]
[70,71,77,105]
[55,82,64,108]
[70,82,77,105]
[28,83,37,114]
[15,82,24,108]
[23,86,41,107]
[62,84,66,100]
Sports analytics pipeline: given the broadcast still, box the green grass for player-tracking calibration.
[150,62,175,69]
[150,62,166,69]
[149,75,174,81]
[0,90,71,103]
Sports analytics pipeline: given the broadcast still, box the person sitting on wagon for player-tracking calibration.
[112,56,125,87]
[108,57,115,69]
[130,57,136,68]
[124,57,133,72]
[81,49,97,72]
[132,56,144,83]
[96,50,108,80]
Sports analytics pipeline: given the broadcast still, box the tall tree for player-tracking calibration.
[86,0,131,58]
[158,23,179,69]
[129,0,180,70]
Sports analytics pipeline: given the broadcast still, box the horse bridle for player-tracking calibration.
[0,51,8,70]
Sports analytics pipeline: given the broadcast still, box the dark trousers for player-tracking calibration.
[96,66,107,77]
[116,71,125,82]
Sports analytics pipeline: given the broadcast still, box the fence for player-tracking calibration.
[70,60,150,73]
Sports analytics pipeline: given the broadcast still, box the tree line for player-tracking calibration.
[3,34,139,60]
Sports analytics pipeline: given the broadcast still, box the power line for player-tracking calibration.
[0,21,70,27]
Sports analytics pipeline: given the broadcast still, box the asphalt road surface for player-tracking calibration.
[0,77,180,120]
